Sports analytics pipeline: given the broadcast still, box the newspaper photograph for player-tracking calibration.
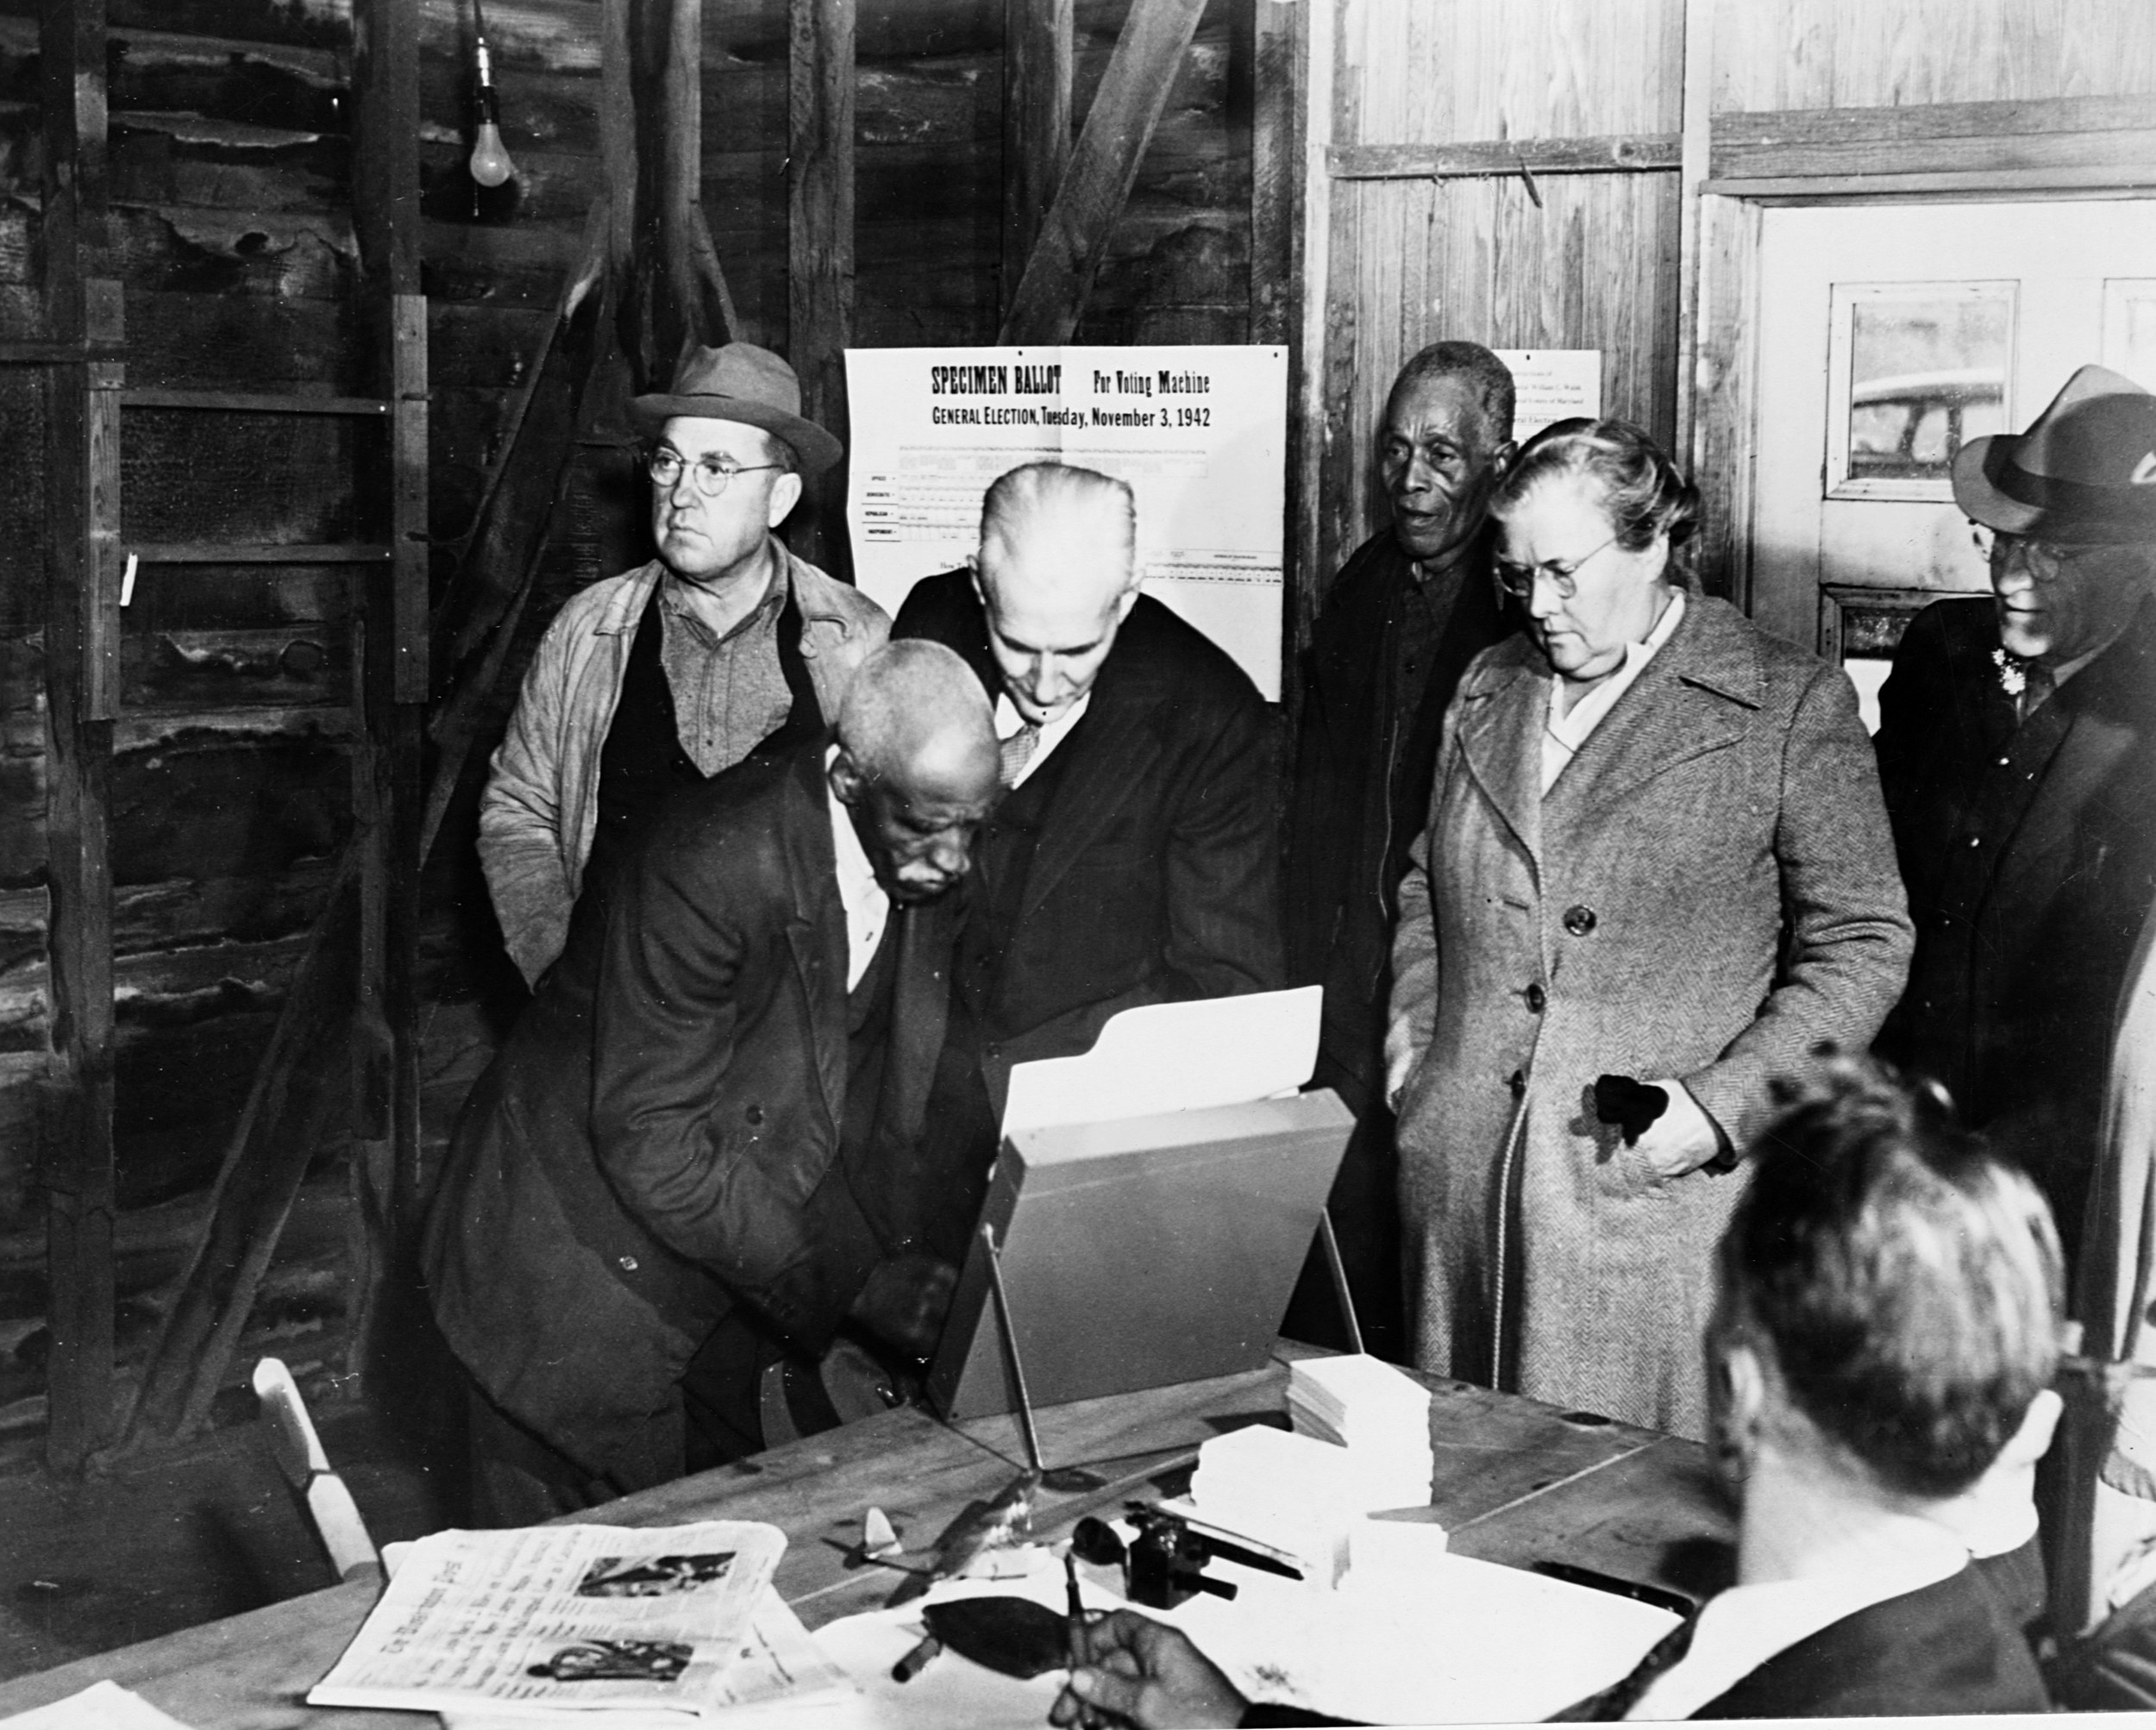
[310,1521,789,1718]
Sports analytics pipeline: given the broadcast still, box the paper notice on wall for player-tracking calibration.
[1495,349,1602,440]
[844,346,1288,699]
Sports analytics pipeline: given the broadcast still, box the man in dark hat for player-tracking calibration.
[1874,362,2156,1264]
[479,342,887,987]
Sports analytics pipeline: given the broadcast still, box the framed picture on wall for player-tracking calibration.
[1824,280,2017,502]
[1817,584,1941,733]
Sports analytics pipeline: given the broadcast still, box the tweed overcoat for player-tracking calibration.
[424,741,957,1490]
[1388,594,1913,1437]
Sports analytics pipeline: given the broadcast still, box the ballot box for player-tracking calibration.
[927,1087,1355,1420]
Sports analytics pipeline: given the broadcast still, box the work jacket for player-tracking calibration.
[479,547,888,985]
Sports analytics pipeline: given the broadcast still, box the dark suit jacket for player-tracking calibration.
[1285,529,1508,1100]
[423,741,958,1489]
[894,569,1283,1085]
[1698,1564,2050,1716]
[1874,594,2156,1254]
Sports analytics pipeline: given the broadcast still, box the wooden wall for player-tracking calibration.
[0,0,1256,1457]
[1301,0,2156,622]
[1310,0,1686,610]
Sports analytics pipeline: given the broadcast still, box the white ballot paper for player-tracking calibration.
[1170,1550,1677,1724]
[1000,984,1320,1136]
[310,1521,805,1721]
[843,345,1288,699]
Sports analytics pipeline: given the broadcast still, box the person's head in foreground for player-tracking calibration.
[1952,362,2156,668]
[1486,417,1701,689]
[1706,1055,2064,1522]
[972,461,1140,727]
[1049,1056,2064,1730]
[827,639,999,903]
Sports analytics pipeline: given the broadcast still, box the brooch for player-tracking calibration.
[1992,648,2028,698]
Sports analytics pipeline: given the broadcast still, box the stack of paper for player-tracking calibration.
[1188,1426,1363,1581]
[1286,1353,1434,1510]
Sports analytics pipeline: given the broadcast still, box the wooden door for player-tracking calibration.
[1745,197,2156,725]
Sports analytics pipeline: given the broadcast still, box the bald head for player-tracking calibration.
[973,462,1141,724]
[830,641,1000,901]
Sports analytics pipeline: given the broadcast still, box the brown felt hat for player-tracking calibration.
[1952,363,2156,544]
[629,342,843,476]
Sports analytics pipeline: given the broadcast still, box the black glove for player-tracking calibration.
[1594,1074,1669,1145]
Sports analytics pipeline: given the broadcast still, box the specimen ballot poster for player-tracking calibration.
[844,345,1289,699]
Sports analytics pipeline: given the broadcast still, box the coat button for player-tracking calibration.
[746,1105,765,1125]
[1508,1069,1526,1097]
[1563,904,1597,937]
[1526,983,1546,1013]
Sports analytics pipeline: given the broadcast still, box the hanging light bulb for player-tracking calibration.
[469,0,516,189]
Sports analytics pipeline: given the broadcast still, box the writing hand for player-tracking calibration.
[1048,1609,1249,1729]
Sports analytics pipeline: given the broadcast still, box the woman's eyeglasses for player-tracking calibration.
[642,447,784,498]
[1493,533,1620,601]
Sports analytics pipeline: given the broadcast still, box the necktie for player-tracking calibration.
[1554,1612,1700,1721]
[2017,659,2056,726]
[999,722,1043,787]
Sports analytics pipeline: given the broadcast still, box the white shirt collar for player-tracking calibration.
[1542,588,1687,796]
[824,746,891,992]
[993,690,1092,787]
[1626,1517,1968,1720]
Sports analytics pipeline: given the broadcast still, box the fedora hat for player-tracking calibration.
[1952,362,2156,544]
[629,342,843,476]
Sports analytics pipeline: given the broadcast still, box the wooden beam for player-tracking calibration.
[1711,94,2156,185]
[998,0,1206,345]
[41,0,121,1474]
[1327,135,1683,181]
[1250,0,1299,349]
[1001,0,1073,324]
[350,0,425,1401]
[789,0,856,579]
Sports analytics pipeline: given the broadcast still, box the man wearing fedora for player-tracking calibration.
[1873,362,2156,1268]
[479,342,888,988]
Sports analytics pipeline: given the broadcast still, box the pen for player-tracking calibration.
[1063,1548,1087,1667]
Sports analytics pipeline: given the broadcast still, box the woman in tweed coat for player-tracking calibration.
[1383,421,1913,1438]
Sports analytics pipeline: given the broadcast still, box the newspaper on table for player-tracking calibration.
[309,1521,836,1721]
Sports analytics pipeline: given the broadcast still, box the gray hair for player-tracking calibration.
[978,461,1137,584]
[1391,341,1517,448]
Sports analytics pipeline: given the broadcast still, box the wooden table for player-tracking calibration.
[0,1355,1732,1727]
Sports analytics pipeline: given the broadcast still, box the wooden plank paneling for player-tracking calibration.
[1344,0,1683,147]
[1321,168,1682,577]
[1712,0,2156,114]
